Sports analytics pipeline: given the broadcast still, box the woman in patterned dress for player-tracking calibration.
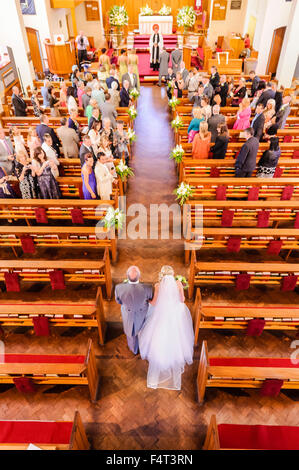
[32,147,61,199]
[15,150,37,199]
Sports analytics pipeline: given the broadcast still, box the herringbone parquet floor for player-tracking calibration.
[1,86,299,450]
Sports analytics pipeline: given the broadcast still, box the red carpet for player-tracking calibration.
[134,34,177,50]
[138,53,159,77]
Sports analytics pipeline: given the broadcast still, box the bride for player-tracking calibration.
[139,266,194,390]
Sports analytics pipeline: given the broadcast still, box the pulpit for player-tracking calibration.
[45,41,76,76]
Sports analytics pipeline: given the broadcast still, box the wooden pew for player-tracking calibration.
[0,340,100,403]
[188,253,299,298]
[184,176,299,201]
[0,199,116,225]
[0,411,89,450]
[0,249,112,299]
[193,288,299,344]
[203,415,299,450]
[175,105,299,118]
[0,286,106,345]
[177,128,299,144]
[0,226,117,263]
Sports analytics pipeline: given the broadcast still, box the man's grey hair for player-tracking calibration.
[127,266,141,282]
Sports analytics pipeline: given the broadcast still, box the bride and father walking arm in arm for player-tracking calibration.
[115,265,194,391]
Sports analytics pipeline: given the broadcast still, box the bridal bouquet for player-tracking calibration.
[102,207,125,230]
[171,115,183,132]
[109,6,129,26]
[175,275,189,289]
[127,127,136,143]
[170,144,185,163]
[129,87,140,100]
[168,97,180,110]
[177,6,196,29]
[159,4,172,15]
[174,182,194,205]
[128,105,138,120]
[116,160,135,182]
[140,4,153,16]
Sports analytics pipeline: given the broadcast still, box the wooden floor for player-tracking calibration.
[1,86,299,450]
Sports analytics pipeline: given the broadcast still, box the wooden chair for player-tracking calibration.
[197,341,299,404]
[0,340,100,402]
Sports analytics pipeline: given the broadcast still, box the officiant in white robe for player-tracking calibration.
[94,154,114,200]
[149,25,164,71]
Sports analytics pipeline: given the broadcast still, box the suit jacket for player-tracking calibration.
[0,137,15,175]
[11,94,27,117]
[257,89,275,107]
[159,51,170,76]
[276,104,291,129]
[56,126,79,158]
[171,49,182,73]
[250,76,260,97]
[274,91,283,114]
[220,82,229,107]
[203,83,214,101]
[191,94,204,108]
[210,72,220,91]
[235,137,260,173]
[207,114,226,143]
[82,93,91,112]
[119,88,130,108]
[211,135,229,159]
[99,102,118,128]
[115,282,153,337]
[79,144,96,167]
[122,72,138,90]
[106,76,120,91]
[179,68,189,87]
[252,113,265,141]
[36,124,61,156]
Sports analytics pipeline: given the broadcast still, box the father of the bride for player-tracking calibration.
[115,266,153,355]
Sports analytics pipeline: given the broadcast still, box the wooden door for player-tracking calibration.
[26,27,43,73]
[267,26,286,76]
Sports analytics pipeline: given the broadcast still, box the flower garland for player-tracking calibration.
[102,207,126,230]
[169,145,185,163]
[109,5,129,26]
[116,160,135,182]
[173,182,194,205]
[128,105,138,120]
[140,4,153,16]
[159,4,172,15]
[177,6,196,28]
[171,115,183,132]
[168,97,180,110]
[129,87,140,100]
[127,127,136,143]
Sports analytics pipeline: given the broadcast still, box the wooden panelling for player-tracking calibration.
[212,0,227,21]
[85,1,100,21]
[26,28,43,73]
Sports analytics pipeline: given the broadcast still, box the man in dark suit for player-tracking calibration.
[219,75,229,107]
[79,135,96,167]
[122,65,138,90]
[119,80,130,107]
[235,128,259,177]
[251,103,265,141]
[11,86,27,117]
[271,82,283,113]
[88,107,100,131]
[256,82,275,108]
[191,84,205,108]
[248,71,260,97]
[36,114,61,156]
[207,105,226,143]
[106,69,120,91]
[210,66,220,92]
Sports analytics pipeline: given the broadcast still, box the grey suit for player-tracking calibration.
[171,49,182,74]
[277,104,291,130]
[115,282,153,354]
[122,72,138,90]
[208,114,226,143]
[203,83,214,101]
[57,126,79,158]
[159,51,170,86]
[99,102,118,128]
[0,137,15,175]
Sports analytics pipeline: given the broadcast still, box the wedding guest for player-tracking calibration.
[276,95,292,129]
[231,78,247,107]
[9,126,28,157]
[79,135,96,166]
[66,86,78,114]
[192,122,211,159]
[100,118,115,154]
[114,121,129,164]
[106,68,120,90]
[88,107,101,131]
[233,98,251,131]
[128,49,140,89]
[99,93,118,128]
[77,80,86,108]
[27,127,41,160]
[272,81,283,113]
[210,124,230,159]
[210,66,220,92]
[97,66,109,91]
[31,87,42,117]
[32,147,61,199]
[188,107,204,143]
[98,134,117,177]
[82,86,92,113]
[88,120,102,155]
[119,80,130,107]
[0,167,16,198]
[256,82,275,108]
[235,127,259,177]
[248,70,260,98]
[85,98,98,124]
[110,80,120,108]
[201,95,212,121]
[174,72,184,98]
[57,117,79,158]
[256,137,281,178]
[11,86,27,116]
[252,103,266,141]
[192,84,205,108]
[68,109,80,135]
[118,49,128,80]
[99,48,111,73]
[263,99,276,132]
[94,152,114,200]
[41,79,50,108]
[15,150,36,198]
[41,133,60,178]
[49,86,60,117]
[81,152,97,199]
[91,81,105,107]
[59,80,67,107]
[0,127,15,176]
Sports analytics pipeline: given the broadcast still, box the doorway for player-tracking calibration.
[266,26,287,76]
[26,27,44,74]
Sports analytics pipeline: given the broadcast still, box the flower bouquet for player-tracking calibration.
[173,182,194,205]
[168,97,180,110]
[129,87,140,100]
[175,275,189,289]
[169,144,185,163]
[128,105,138,120]
[127,127,136,143]
[140,4,153,16]
[171,115,183,132]
[102,207,125,230]
[177,6,196,31]
[109,5,129,26]
[159,5,172,15]
[116,160,135,182]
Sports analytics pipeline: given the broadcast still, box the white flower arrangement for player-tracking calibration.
[177,6,196,29]
[169,145,185,163]
[109,5,129,26]
[173,182,194,205]
[128,105,138,120]
[102,207,126,230]
[159,4,172,15]
[171,115,183,131]
[127,127,136,143]
[116,160,135,182]
[175,275,189,289]
[168,97,180,110]
[129,87,140,100]
[140,4,153,16]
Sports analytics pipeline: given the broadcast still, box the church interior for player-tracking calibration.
[0,0,298,452]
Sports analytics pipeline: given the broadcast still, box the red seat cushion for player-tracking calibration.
[33,317,50,337]
[257,210,270,228]
[267,240,283,255]
[295,213,299,228]
[248,187,260,201]
[4,354,85,364]
[218,423,299,450]
[227,236,241,253]
[49,270,66,290]
[260,379,284,397]
[293,150,299,159]
[0,421,73,444]
[246,319,265,336]
[20,235,35,254]
[210,357,299,368]
[274,166,283,177]
[283,136,293,143]
[216,186,227,201]
[13,377,36,394]
[34,208,48,224]
[71,208,84,225]
[281,275,298,292]
[4,272,20,292]
[235,273,251,290]
[281,186,294,201]
[210,167,220,177]
[221,209,234,227]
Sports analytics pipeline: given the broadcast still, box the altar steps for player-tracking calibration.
[134,34,178,51]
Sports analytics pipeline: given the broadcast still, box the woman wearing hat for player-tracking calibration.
[149,24,163,71]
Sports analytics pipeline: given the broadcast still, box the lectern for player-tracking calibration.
[45,41,76,76]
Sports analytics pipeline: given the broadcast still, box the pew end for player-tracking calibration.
[69,411,90,450]
[193,288,202,345]
[85,339,100,403]
[197,340,209,405]
[202,415,220,450]
[95,286,107,345]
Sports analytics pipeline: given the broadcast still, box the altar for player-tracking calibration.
[138,15,173,35]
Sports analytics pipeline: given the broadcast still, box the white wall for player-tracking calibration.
[22,0,51,62]
[74,1,104,48]
[208,0,248,46]
[276,0,299,87]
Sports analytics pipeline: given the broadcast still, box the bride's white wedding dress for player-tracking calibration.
[138,275,194,390]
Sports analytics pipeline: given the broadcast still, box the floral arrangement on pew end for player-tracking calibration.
[159,4,172,15]
[168,97,180,110]
[177,6,196,31]
[109,5,129,26]
[170,144,185,163]
[175,275,189,289]
[127,127,136,143]
[129,87,140,100]
[102,207,125,230]
[116,160,135,182]
[140,4,154,16]
[173,182,194,206]
[128,105,138,120]
[171,115,183,132]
